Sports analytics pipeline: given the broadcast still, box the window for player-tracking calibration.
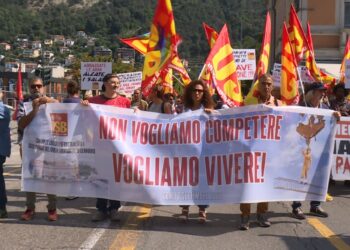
[345,2,350,27]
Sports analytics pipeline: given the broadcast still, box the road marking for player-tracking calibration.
[109,205,152,250]
[78,220,111,250]
[307,218,350,250]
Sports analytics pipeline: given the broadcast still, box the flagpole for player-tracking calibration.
[197,65,206,80]
[296,67,307,105]
[172,73,184,86]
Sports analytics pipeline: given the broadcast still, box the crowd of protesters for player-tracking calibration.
[0,73,349,230]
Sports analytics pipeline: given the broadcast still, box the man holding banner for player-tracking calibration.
[18,77,59,221]
[292,82,340,220]
[240,74,283,230]
[82,73,131,222]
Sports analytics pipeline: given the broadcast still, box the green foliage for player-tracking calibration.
[0,0,267,61]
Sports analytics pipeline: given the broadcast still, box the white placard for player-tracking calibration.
[117,71,142,97]
[233,49,256,80]
[81,62,112,90]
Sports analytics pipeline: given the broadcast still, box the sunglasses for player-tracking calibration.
[192,89,204,93]
[31,84,43,89]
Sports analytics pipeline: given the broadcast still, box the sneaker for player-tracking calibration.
[0,209,8,219]
[198,209,206,224]
[91,210,108,222]
[179,207,189,221]
[292,208,306,220]
[257,213,271,227]
[21,209,35,221]
[240,215,250,230]
[65,196,78,201]
[110,209,120,222]
[310,207,328,218]
[326,193,333,202]
[48,209,58,221]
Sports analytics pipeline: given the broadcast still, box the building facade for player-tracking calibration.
[268,0,350,76]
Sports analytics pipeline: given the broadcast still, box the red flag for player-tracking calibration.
[12,63,23,120]
[281,22,299,105]
[203,24,242,107]
[288,5,308,64]
[245,12,271,105]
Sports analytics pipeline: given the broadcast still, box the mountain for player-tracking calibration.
[0,0,267,62]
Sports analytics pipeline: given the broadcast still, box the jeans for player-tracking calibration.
[0,156,7,210]
[96,198,121,213]
[292,201,320,210]
[240,202,268,216]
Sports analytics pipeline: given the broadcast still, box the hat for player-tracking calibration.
[305,82,326,94]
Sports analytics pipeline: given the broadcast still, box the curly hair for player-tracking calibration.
[183,80,214,109]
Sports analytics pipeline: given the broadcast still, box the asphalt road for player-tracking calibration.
[1,122,349,250]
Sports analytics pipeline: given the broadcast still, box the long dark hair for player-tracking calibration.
[183,80,214,109]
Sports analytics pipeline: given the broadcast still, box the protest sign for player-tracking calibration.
[273,63,314,87]
[117,71,142,96]
[272,63,281,87]
[22,104,336,204]
[331,118,350,180]
[81,62,112,90]
[233,49,256,80]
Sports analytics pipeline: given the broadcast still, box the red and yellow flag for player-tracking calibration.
[141,0,177,96]
[305,23,336,85]
[288,5,308,64]
[203,24,242,107]
[119,33,150,55]
[157,67,174,93]
[203,23,219,49]
[200,23,218,94]
[168,56,191,85]
[340,37,350,82]
[281,22,299,105]
[244,12,271,105]
[305,23,322,82]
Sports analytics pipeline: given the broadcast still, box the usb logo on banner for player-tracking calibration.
[50,113,68,136]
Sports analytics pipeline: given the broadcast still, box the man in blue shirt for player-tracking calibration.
[0,89,11,218]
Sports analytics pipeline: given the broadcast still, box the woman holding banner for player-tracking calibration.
[179,80,214,223]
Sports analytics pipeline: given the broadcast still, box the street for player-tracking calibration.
[1,122,349,250]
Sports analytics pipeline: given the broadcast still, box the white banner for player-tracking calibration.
[233,49,256,80]
[81,62,112,90]
[117,71,142,97]
[22,104,337,205]
[331,118,350,180]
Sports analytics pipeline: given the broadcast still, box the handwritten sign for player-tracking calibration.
[117,71,142,96]
[233,49,256,80]
[81,62,112,90]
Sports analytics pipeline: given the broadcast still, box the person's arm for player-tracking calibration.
[18,97,57,130]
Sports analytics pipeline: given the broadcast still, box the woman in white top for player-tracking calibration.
[179,80,214,223]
